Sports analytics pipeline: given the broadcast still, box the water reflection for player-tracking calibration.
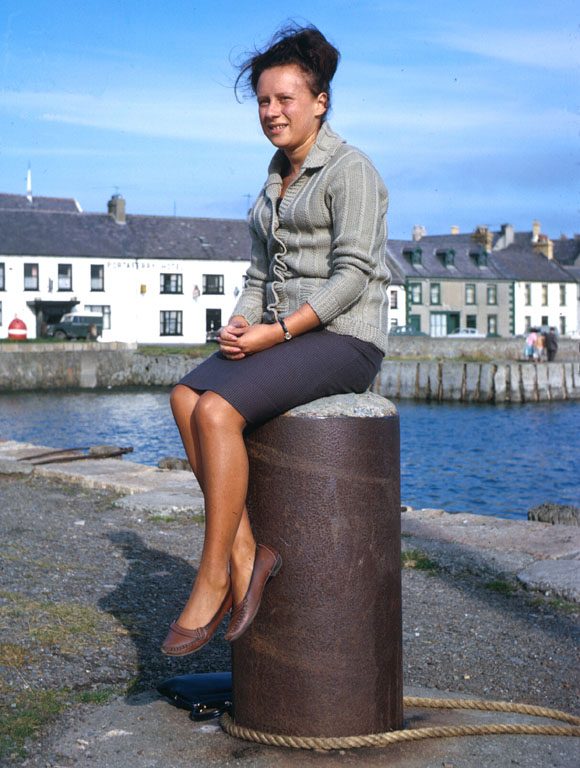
[1,389,578,521]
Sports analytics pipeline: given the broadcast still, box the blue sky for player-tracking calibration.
[1,0,578,239]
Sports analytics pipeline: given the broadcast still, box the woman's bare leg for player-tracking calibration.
[169,386,256,629]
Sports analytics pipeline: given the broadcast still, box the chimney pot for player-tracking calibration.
[451,225,459,235]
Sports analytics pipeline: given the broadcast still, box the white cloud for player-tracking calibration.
[0,87,261,144]
[434,27,580,70]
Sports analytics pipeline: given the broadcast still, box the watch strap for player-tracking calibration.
[279,319,293,341]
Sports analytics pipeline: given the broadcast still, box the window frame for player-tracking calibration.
[524,283,531,306]
[541,284,548,306]
[389,289,398,310]
[486,284,497,305]
[429,283,441,305]
[202,274,224,295]
[160,273,183,294]
[160,310,183,336]
[58,263,73,292]
[487,314,498,335]
[559,316,566,336]
[409,282,422,305]
[465,283,476,305]
[0,262,5,291]
[91,264,105,292]
[24,263,39,291]
[559,284,566,307]
[84,304,111,330]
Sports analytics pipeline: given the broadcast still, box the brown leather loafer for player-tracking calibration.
[161,587,232,656]
[224,543,282,642]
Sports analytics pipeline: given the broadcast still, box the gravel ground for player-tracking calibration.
[1,474,579,765]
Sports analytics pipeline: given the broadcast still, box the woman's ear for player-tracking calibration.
[315,92,328,117]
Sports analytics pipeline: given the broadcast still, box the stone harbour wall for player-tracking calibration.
[1,342,579,402]
[371,359,580,402]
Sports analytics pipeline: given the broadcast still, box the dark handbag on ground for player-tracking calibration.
[157,672,232,721]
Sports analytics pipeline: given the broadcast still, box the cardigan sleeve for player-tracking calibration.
[230,220,268,325]
[305,156,388,325]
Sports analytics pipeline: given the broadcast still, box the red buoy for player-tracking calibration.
[8,316,27,340]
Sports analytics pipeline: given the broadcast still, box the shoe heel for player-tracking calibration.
[268,554,283,582]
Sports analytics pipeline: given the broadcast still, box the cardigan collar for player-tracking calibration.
[264,122,345,190]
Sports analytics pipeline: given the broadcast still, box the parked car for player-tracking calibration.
[390,325,428,336]
[448,328,485,338]
[45,312,103,340]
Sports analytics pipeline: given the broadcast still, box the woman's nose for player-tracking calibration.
[264,99,280,117]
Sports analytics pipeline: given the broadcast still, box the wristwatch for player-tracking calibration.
[279,319,293,341]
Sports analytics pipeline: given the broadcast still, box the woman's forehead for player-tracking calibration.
[256,64,311,95]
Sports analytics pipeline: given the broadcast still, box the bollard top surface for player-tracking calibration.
[282,392,397,419]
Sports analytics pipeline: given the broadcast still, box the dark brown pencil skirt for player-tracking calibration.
[178,328,384,424]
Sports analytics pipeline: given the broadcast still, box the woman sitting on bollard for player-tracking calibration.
[162,23,391,656]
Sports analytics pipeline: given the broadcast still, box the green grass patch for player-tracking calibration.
[0,594,126,651]
[401,549,440,572]
[0,643,31,669]
[527,597,579,614]
[138,344,218,358]
[0,687,118,762]
[485,580,517,595]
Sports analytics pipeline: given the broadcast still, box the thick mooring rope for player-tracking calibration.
[221,696,580,751]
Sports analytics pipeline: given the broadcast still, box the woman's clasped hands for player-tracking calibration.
[218,318,283,360]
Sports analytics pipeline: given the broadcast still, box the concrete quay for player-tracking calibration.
[1,438,579,604]
[1,439,579,768]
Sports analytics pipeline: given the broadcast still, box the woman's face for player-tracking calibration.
[256,64,327,158]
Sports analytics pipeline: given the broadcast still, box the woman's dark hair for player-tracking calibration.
[235,23,340,116]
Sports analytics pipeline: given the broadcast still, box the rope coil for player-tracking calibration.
[221,695,580,751]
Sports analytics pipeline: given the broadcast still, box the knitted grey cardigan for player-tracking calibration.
[232,122,391,353]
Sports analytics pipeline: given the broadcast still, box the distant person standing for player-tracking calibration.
[535,331,547,362]
[546,327,558,362]
[524,328,537,361]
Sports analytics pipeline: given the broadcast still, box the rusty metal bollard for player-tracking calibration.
[232,392,402,738]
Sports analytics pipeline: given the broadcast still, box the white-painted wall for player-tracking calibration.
[0,254,249,343]
[388,285,406,328]
[513,280,578,336]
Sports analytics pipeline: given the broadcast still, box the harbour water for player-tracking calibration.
[1,389,577,521]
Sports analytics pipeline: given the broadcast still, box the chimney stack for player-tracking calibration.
[532,220,541,242]
[412,225,426,241]
[533,233,554,260]
[495,223,515,250]
[108,194,126,224]
[451,225,459,235]
[470,225,493,251]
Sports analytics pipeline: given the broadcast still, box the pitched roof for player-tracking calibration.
[387,235,499,280]
[0,193,81,213]
[0,210,251,261]
[491,244,576,282]
[387,234,577,283]
[552,237,580,266]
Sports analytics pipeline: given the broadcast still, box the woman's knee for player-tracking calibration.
[170,384,201,426]
[193,391,245,432]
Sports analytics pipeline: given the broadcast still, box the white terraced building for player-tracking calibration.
[1,192,577,343]
[0,194,251,344]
